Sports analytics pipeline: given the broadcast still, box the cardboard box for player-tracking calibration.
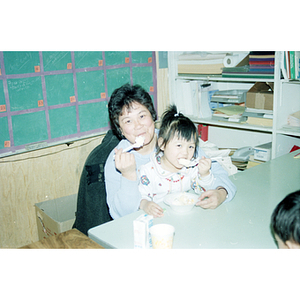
[133,214,153,249]
[254,142,272,161]
[246,82,274,110]
[35,194,77,240]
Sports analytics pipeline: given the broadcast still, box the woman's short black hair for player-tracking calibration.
[157,104,198,156]
[271,189,300,244]
[108,83,157,138]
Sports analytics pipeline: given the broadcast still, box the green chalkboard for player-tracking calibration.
[76,70,105,101]
[0,51,157,157]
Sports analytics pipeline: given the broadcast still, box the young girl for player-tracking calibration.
[139,104,216,217]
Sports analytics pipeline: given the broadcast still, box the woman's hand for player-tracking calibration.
[114,148,137,181]
[140,199,164,218]
[195,188,227,209]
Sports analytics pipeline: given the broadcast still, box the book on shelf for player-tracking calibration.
[249,54,274,70]
[287,51,300,80]
[249,66,275,72]
[285,51,291,79]
[222,72,274,79]
[246,116,273,127]
[249,60,274,65]
[249,51,275,59]
[222,65,274,79]
[296,51,300,79]
[248,67,274,73]
[282,51,300,80]
[290,51,296,80]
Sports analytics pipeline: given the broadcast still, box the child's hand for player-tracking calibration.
[140,199,164,218]
[197,156,212,177]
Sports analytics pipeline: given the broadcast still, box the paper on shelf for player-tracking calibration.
[287,110,300,127]
[213,106,245,116]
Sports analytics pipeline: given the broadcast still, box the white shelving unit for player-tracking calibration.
[168,51,300,159]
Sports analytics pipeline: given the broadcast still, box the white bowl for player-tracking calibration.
[164,192,199,213]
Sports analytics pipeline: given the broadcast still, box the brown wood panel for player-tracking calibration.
[0,136,104,248]
[20,229,104,249]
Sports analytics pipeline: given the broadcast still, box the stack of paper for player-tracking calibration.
[244,110,273,127]
[249,51,275,74]
[178,52,229,75]
[212,105,246,122]
[287,110,300,127]
[246,116,273,127]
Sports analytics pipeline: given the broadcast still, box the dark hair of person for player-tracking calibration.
[271,189,300,244]
[108,83,157,138]
[157,104,198,156]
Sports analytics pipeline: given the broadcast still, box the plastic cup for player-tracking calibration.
[150,224,175,249]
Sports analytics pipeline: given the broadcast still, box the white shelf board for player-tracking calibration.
[176,75,275,83]
[277,127,300,137]
[191,118,273,133]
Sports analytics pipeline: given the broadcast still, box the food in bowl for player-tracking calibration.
[172,193,196,205]
[164,192,199,213]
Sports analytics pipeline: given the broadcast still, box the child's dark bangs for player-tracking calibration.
[177,121,197,143]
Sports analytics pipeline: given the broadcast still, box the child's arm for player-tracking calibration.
[194,147,237,208]
[140,199,164,218]
[194,156,215,191]
[197,156,212,177]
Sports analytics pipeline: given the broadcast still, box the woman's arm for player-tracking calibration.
[105,149,141,219]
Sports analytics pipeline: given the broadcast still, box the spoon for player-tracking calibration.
[114,136,145,159]
[178,157,222,167]
[122,136,145,152]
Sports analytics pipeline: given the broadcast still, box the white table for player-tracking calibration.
[88,151,300,249]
